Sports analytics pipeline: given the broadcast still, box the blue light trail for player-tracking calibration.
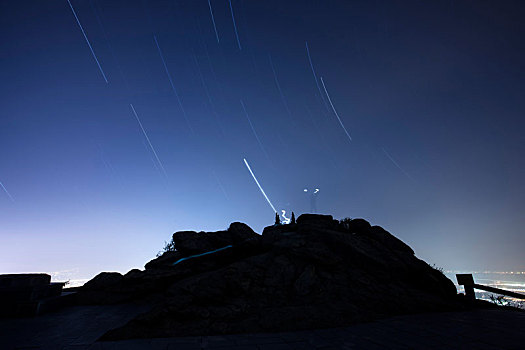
[305,41,330,112]
[172,245,233,266]
[66,0,108,83]
[240,100,270,160]
[228,0,242,50]
[207,0,220,43]
[153,35,194,134]
[0,181,14,202]
[381,148,415,181]
[320,77,353,142]
[130,104,168,179]
[269,55,294,120]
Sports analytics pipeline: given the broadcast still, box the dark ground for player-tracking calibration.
[1,305,524,349]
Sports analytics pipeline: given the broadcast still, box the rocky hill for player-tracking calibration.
[77,214,462,340]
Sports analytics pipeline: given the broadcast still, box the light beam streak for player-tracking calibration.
[207,0,220,43]
[153,35,194,134]
[320,77,353,142]
[228,0,242,50]
[130,104,168,179]
[305,42,330,112]
[281,210,290,224]
[243,158,277,213]
[67,0,108,83]
[268,55,294,120]
[240,100,270,160]
[0,182,14,202]
[381,148,415,181]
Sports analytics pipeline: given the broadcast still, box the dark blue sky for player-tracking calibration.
[1,1,524,282]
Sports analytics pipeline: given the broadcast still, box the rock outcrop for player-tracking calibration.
[171,222,258,256]
[77,215,461,340]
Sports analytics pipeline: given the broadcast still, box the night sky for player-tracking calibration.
[1,1,524,283]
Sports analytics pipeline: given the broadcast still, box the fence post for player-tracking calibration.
[456,274,476,301]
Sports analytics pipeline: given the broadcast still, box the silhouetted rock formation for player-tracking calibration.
[77,214,462,340]
[0,274,69,317]
[171,222,258,256]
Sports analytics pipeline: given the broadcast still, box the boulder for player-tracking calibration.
[172,231,215,255]
[145,251,184,270]
[227,222,257,238]
[172,224,259,256]
[296,214,337,228]
[369,225,414,255]
[82,272,123,290]
[0,274,51,288]
[343,218,372,234]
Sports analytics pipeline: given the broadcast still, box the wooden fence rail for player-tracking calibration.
[456,273,525,301]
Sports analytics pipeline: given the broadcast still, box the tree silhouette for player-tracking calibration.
[275,212,280,225]
[291,212,296,224]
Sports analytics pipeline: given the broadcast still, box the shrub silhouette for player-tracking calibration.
[157,239,176,257]
[339,217,352,231]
